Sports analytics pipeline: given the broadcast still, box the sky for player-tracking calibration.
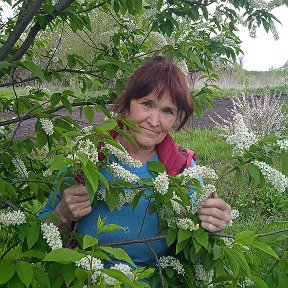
[1,3,287,71]
[236,6,288,71]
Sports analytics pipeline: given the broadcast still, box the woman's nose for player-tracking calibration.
[147,109,160,126]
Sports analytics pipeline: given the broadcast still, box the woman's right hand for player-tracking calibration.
[54,185,92,232]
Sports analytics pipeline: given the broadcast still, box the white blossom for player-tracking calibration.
[175,59,189,76]
[253,160,288,192]
[228,209,240,226]
[76,139,99,164]
[80,125,93,135]
[178,165,218,182]
[75,256,104,271]
[0,210,26,227]
[221,237,234,247]
[41,222,62,250]
[153,172,169,195]
[39,118,54,136]
[105,143,142,168]
[170,191,183,214]
[102,263,137,285]
[159,256,185,275]
[97,189,137,210]
[199,184,217,201]
[0,126,5,135]
[225,114,258,155]
[241,278,254,287]
[110,162,140,183]
[177,218,199,231]
[277,139,288,151]
[43,168,52,178]
[194,263,214,283]
[12,157,29,178]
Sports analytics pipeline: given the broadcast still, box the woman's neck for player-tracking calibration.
[116,135,156,163]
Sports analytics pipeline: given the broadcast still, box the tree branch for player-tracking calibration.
[0,100,100,127]
[0,0,45,61]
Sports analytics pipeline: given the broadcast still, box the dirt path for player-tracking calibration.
[1,96,286,139]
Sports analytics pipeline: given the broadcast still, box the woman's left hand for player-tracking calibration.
[198,192,231,233]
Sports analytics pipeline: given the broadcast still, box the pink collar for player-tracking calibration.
[109,131,187,176]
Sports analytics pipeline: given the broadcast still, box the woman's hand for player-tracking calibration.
[198,192,231,233]
[54,185,92,232]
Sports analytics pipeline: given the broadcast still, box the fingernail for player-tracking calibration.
[201,201,206,207]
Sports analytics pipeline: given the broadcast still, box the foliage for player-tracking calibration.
[1,0,288,287]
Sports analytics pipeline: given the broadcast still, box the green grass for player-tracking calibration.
[172,128,288,235]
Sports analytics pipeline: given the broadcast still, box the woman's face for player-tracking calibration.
[127,91,178,150]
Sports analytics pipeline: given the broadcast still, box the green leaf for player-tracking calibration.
[0,260,15,284]
[251,240,279,259]
[100,118,118,132]
[178,229,193,243]
[166,229,177,247]
[27,222,40,249]
[147,161,166,173]
[33,267,50,288]
[223,247,240,277]
[235,230,256,246]
[61,97,72,114]
[84,106,94,122]
[43,248,86,263]
[62,263,76,287]
[99,223,124,233]
[281,150,288,176]
[99,247,135,267]
[83,235,98,249]
[247,164,261,185]
[100,269,138,287]
[50,155,73,170]
[0,179,17,198]
[21,250,46,260]
[22,60,45,82]
[16,261,33,288]
[176,239,187,254]
[232,248,251,277]
[67,54,77,68]
[193,228,209,249]
[82,162,99,202]
[105,187,120,212]
[156,0,163,10]
[250,275,268,288]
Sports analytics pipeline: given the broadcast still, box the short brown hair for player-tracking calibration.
[114,56,193,130]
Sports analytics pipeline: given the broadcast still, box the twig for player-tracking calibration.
[137,199,151,239]
[106,235,166,247]
[144,241,165,288]
[0,195,22,211]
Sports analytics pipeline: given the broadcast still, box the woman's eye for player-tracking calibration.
[164,109,174,115]
[141,102,151,107]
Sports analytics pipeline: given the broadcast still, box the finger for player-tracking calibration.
[200,221,222,233]
[198,214,227,231]
[201,198,230,212]
[70,205,92,220]
[208,191,218,199]
[64,185,88,197]
[199,207,231,224]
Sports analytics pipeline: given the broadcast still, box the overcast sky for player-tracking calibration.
[236,6,288,71]
[1,3,287,71]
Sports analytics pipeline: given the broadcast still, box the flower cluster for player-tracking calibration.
[0,210,26,227]
[194,263,214,283]
[43,168,52,178]
[178,165,218,182]
[170,192,183,214]
[39,118,54,136]
[177,218,199,231]
[110,162,140,183]
[0,126,5,135]
[225,114,258,155]
[76,139,99,164]
[105,143,142,168]
[75,256,104,271]
[253,160,288,192]
[159,256,185,275]
[12,157,29,178]
[41,222,62,250]
[199,184,217,201]
[80,125,93,135]
[277,139,288,151]
[221,237,234,247]
[97,189,137,210]
[103,263,137,285]
[153,172,169,195]
[228,209,240,226]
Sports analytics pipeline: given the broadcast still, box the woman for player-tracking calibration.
[39,56,231,266]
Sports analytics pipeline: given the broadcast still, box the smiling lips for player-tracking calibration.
[139,127,160,135]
